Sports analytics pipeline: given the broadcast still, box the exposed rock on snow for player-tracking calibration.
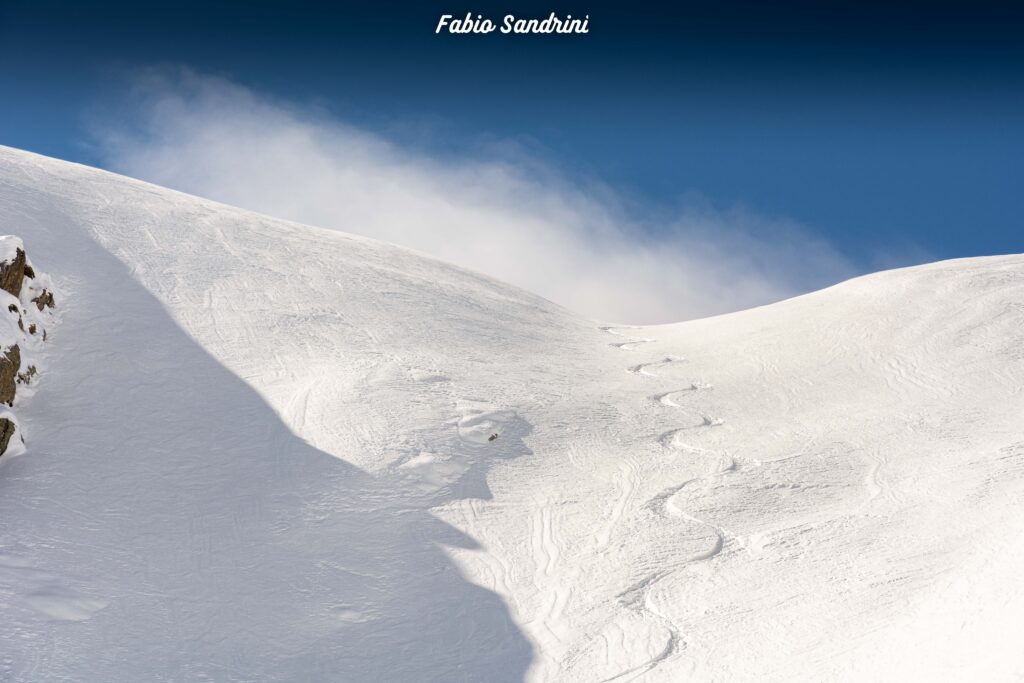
[0,244,27,297]
[32,289,55,311]
[0,344,21,406]
[0,416,16,454]
[0,235,56,456]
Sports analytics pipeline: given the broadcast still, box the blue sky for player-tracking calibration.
[1,0,1022,318]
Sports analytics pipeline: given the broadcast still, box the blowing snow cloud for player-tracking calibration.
[94,69,856,324]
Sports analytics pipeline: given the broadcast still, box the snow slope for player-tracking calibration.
[1,145,1022,681]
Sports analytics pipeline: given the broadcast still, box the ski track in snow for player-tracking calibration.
[600,326,738,679]
[652,383,712,407]
[626,356,685,377]
[600,328,656,352]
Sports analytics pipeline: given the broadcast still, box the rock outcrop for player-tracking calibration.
[0,418,15,456]
[0,344,20,406]
[32,290,55,311]
[0,236,56,458]
[0,247,26,297]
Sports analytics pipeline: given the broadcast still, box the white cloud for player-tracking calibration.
[94,68,857,324]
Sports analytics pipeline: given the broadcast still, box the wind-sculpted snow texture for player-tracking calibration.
[1,146,1023,681]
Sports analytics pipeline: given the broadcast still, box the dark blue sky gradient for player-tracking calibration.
[2,0,1022,265]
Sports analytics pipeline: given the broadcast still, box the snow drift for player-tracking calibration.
[0,145,1022,682]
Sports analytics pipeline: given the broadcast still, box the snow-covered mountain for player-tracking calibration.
[1,145,1022,682]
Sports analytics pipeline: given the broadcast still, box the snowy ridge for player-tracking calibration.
[0,145,1023,681]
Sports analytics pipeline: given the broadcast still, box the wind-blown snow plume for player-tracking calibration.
[95,69,856,323]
